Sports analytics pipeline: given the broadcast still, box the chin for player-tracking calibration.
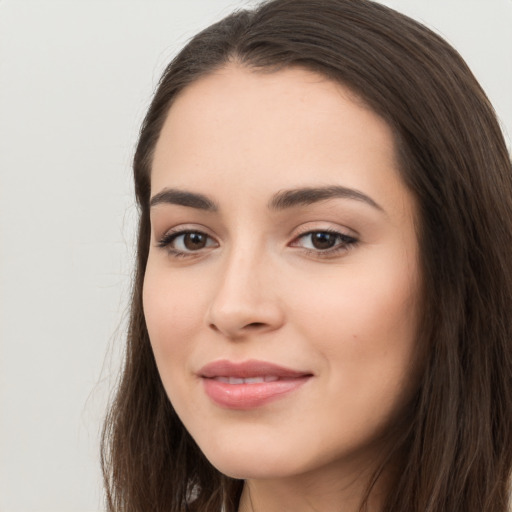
[211,459,293,480]
[200,443,311,480]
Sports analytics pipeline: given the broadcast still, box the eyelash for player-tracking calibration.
[157,229,217,258]
[291,228,358,258]
[157,228,358,259]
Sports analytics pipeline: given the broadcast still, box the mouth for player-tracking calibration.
[213,375,280,384]
[198,359,313,409]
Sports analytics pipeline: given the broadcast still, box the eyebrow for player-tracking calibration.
[268,185,383,212]
[149,185,382,213]
[149,188,218,211]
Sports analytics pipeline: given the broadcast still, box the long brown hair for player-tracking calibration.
[101,1,512,510]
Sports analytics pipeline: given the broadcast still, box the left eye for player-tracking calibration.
[159,231,217,253]
[293,231,356,251]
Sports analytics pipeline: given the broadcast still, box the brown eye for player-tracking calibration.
[158,230,218,254]
[183,232,208,250]
[292,230,358,255]
[310,232,338,250]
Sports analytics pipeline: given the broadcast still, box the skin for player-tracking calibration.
[143,65,421,512]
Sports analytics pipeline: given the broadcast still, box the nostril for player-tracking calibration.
[246,322,266,329]
[208,321,266,336]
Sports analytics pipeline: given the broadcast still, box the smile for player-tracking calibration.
[214,376,279,384]
[199,359,312,409]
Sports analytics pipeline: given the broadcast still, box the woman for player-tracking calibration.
[101,0,512,511]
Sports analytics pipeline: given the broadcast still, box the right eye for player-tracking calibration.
[158,230,218,256]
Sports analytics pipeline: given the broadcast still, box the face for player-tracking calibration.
[143,65,420,481]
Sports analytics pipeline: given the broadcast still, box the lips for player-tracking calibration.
[199,359,312,409]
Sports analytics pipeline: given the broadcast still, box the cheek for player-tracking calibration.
[289,252,420,391]
[295,263,416,334]
[142,264,205,371]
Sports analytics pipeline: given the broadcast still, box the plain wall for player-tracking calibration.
[1,1,511,511]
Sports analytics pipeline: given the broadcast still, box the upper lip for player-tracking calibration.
[199,359,312,379]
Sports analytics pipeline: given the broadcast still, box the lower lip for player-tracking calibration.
[202,377,311,409]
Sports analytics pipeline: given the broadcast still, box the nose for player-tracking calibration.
[206,249,285,339]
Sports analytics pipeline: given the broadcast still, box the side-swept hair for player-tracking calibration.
[102,1,512,511]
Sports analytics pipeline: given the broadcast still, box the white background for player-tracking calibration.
[1,1,511,511]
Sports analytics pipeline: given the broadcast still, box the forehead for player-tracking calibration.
[151,64,409,216]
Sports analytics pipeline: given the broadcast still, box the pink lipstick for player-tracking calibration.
[199,359,312,409]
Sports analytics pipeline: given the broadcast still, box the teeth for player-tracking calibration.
[244,377,265,384]
[214,376,280,384]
